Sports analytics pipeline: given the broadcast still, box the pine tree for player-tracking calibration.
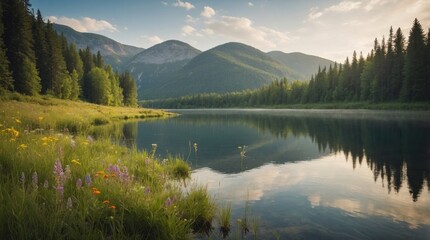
[45,21,69,96]
[392,28,405,100]
[0,3,13,91]
[401,18,427,101]
[33,9,50,93]
[120,71,138,107]
[426,28,430,100]
[3,0,40,95]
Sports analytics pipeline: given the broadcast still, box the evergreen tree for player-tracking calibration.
[392,28,405,100]
[87,67,111,105]
[33,9,50,93]
[95,51,104,68]
[69,69,80,100]
[401,19,427,101]
[3,0,40,95]
[119,71,138,107]
[45,21,69,96]
[79,47,94,100]
[0,3,13,91]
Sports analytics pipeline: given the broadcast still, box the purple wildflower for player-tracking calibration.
[85,174,92,187]
[55,185,64,199]
[119,166,130,184]
[107,164,121,176]
[43,180,49,188]
[53,159,64,179]
[165,197,172,207]
[145,187,151,195]
[76,178,82,189]
[67,197,73,209]
[32,172,38,189]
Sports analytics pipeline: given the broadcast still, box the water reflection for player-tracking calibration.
[123,109,430,202]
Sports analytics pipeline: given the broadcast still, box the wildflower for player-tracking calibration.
[53,159,64,180]
[15,118,21,124]
[38,116,44,121]
[165,197,172,207]
[76,178,82,189]
[85,174,92,187]
[193,143,198,152]
[43,180,49,188]
[71,159,81,166]
[67,197,73,209]
[32,172,38,190]
[103,174,110,179]
[144,187,151,195]
[107,164,120,176]
[108,205,116,209]
[87,135,94,144]
[151,143,158,148]
[17,144,27,150]
[103,200,110,205]
[55,185,64,199]
[92,188,101,195]
[119,166,130,184]
[20,172,25,185]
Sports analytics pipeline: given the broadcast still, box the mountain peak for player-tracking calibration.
[130,40,201,64]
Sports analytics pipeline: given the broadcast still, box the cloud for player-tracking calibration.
[307,7,323,22]
[326,1,362,12]
[173,0,195,10]
[248,2,254,7]
[161,1,168,6]
[203,15,289,49]
[182,25,196,36]
[148,35,163,44]
[48,16,118,33]
[364,0,390,11]
[201,6,215,18]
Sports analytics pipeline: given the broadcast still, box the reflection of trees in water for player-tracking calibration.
[175,113,430,201]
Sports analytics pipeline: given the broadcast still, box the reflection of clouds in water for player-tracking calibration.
[192,164,304,202]
[193,153,430,229]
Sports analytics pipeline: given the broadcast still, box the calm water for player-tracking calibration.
[123,109,430,239]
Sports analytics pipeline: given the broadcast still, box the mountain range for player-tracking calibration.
[54,24,334,100]
[52,24,144,67]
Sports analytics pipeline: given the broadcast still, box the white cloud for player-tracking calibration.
[48,16,118,33]
[248,2,254,7]
[182,25,197,36]
[204,15,289,49]
[148,35,163,44]
[173,0,195,10]
[201,6,215,18]
[161,1,168,6]
[364,0,390,11]
[307,7,323,22]
[326,1,362,12]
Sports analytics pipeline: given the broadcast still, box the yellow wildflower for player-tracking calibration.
[15,119,21,124]
[71,159,81,166]
[38,116,44,121]
[17,144,27,150]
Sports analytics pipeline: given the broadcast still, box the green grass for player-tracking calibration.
[0,95,215,239]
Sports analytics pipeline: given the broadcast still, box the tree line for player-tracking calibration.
[146,19,430,108]
[0,0,137,107]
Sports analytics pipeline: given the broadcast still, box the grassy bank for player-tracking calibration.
[1,93,174,134]
[0,95,216,239]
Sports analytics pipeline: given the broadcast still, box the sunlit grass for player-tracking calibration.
[0,95,215,239]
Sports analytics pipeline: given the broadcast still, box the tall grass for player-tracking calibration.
[0,96,215,239]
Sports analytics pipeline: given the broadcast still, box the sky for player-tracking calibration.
[31,0,430,62]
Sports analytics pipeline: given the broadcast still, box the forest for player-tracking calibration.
[146,19,430,109]
[0,0,137,107]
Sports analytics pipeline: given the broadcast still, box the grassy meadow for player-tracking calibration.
[0,93,216,239]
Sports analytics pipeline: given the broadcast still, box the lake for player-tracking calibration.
[122,109,430,239]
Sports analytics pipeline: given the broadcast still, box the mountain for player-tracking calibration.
[52,24,144,68]
[124,40,201,99]
[141,42,302,99]
[267,51,335,80]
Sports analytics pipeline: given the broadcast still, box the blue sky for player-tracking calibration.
[31,0,430,62]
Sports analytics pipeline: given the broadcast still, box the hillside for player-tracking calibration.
[142,42,302,99]
[267,51,335,80]
[124,40,201,98]
[53,24,144,67]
